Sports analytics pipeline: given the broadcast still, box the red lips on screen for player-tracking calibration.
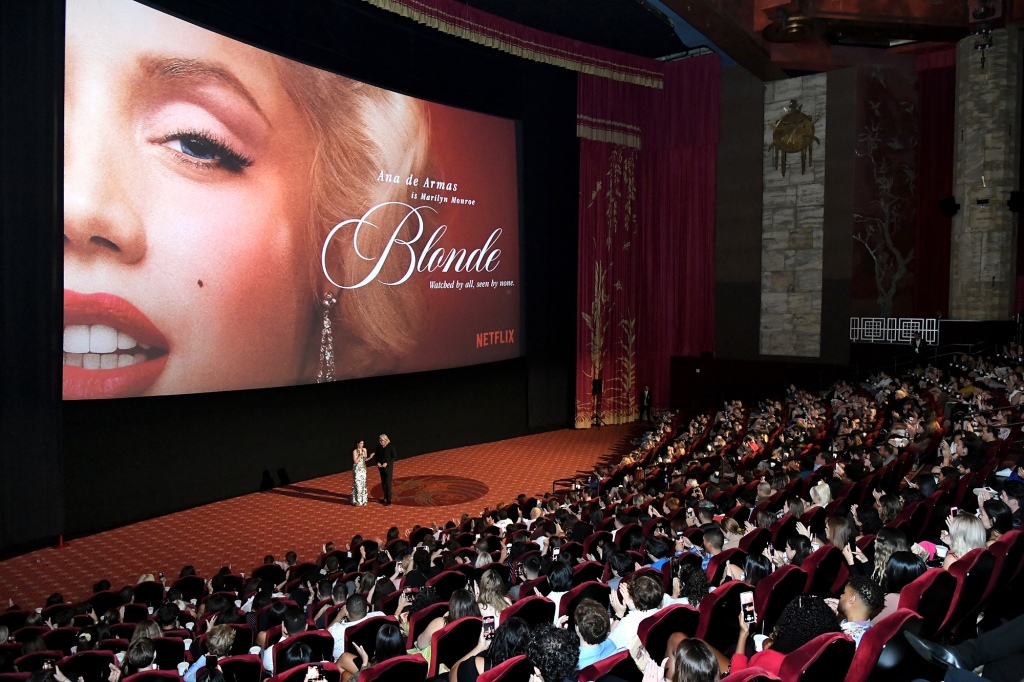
[62,291,169,400]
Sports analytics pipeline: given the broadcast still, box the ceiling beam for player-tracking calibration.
[660,0,788,80]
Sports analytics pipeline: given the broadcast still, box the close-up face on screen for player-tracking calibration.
[63,0,521,400]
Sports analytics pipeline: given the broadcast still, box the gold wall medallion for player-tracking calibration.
[768,99,820,176]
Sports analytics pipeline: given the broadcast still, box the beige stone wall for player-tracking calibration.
[760,74,826,357]
[949,28,1023,320]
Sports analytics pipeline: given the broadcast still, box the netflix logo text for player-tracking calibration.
[476,329,515,348]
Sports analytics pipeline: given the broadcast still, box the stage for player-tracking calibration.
[0,425,638,608]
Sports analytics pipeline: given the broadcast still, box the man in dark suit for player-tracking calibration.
[374,434,396,505]
[639,385,653,422]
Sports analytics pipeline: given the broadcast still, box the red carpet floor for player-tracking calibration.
[0,425,639,609]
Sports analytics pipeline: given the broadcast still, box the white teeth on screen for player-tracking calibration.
[64,325,91,354]
[63,350,149,369]
[62,324,160,369]
[117,331,137,350]
[89,324,118,353]
[64,324,147,353]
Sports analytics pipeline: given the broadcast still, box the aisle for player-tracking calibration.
[0,425,639,608]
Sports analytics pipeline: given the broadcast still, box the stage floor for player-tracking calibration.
[1,425,638,609]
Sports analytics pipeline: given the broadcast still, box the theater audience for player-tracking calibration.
[732,595,841,675]
[980,498,1013,545]
[830,575,883,647]
[337,623,405,682]
[327,594,384,661]
[183,625,235,682]
[450,616,531,682]
[873,551,925,624]
[942,513,987,569]
[414,589,480,650]
[572,599,616,671]
[609,574,663,650]
[527,624,579,682]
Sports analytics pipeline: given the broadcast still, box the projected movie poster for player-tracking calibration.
[63,0,521,399]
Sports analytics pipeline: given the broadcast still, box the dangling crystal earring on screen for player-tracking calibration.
[316,292,337,383]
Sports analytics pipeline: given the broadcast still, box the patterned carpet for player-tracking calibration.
[0,425,639,609]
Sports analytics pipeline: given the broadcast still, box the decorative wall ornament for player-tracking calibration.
[767,99,819,176]
[853,67,917,318]
[849,317,938,344]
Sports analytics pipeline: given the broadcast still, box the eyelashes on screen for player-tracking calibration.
[158,128,254,173]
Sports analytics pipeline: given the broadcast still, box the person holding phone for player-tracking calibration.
[731,595,841,676]
[184,626,236,682]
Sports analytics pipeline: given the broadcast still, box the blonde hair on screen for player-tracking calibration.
[273,59,430,378]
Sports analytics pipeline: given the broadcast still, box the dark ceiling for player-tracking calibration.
[453,0,1020,80]
[453,0,691,59]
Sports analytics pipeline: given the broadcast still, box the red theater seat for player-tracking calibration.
[844,609,922,682]
[428,616,481,677]
[476,655,532,682]
[357,654,427,682]
[498,596,555,628]
[778,633,855,682]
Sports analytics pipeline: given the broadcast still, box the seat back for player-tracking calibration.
[357,654,427,682]
[425,571,468,602]
[560,582,610,631]
[271,631,334,673]
[577,650,641,682]
[989,530,1024,593]
[770,516,798,551]
[133,581,166,608]
[169,576,206,603]
[498,596,555,628]
[695,581,753,655]
[252,564,286,585]
[14,651,65,673]
[344,616,398,660]
[217,655,263,682]
[429,616,482,677]
[754,565,806,634]
[42,627,80,656]
[87,593,124,617]
[119,672,181,682]
[636,604,699,660]
[151,638,185,670]
[799,508,826,537]
[778,633,855,682]
[843,609,921,682]
[738,528,771,557]
[719,668,781,682]
[706,548,747,585]
[572,561,604,586]
[477,655,532,682]
[270,663,341,682]
[121,604,150,624]
[802,546,849,597]
[476,563,512,587]
[56,650,117,682]
[896,570,955,639]
[516,576,549,600]
[406,602,448,649]
[939,547,995,640]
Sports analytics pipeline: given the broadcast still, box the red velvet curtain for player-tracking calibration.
[575,56,719,428]
[913,55,955,318]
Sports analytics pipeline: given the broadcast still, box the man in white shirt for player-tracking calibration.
[608,574,664,651]
[327,594,385,661]
[262,606,306,673]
